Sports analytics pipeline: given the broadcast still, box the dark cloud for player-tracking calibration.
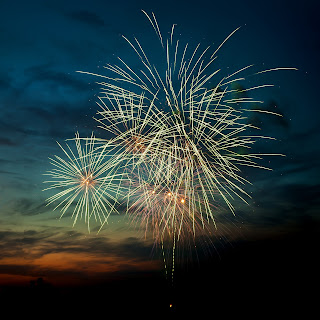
[280,158,319,176]
[0,62,98,144]
[0,170,18,176]
[0,100,97,143]
[23,63,89,93]
[0,227,159,278]
[0,73,12,92]
[245,181,320,230]
[290,126,320,141]
[0,231,25,259]
[66,10,106,28]
[0,230,18,241]
[0,137,16,146]
[284,126,320,156]
[0,176,40,195]
[0,158,10,164]
[7,198,50,216]
[16,104,93,139]
[278,183,320,210]
[0,264,37,275]
[0,226,149,256]
[0,118,37,138]
[112,236,157,258]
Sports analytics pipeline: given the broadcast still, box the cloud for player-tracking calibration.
[8,198,50,216]
[0,61,99,145]
[0,62,92,113]
[0,227,161,286]
[243,179,320,231]
[0,72,12,92]
[65,10,106,28]
[0,99,97,143]
[0,137,17,146]
[0,170,18,176]
[277,183,320,211]
[23,63,89,93]
[0,227,154,260]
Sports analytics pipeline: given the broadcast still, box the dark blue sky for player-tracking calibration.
[0,0,319,316]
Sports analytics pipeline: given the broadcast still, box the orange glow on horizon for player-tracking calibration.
[0,248,161,287]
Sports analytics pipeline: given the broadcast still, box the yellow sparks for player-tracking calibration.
[43,132,126,232]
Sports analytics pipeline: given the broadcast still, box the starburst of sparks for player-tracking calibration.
[43,132,126,232]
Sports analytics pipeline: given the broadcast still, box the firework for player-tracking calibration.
[78,11,295,234]
[127,165,208,241]
[73,11,297,282]
[43,132,126,232]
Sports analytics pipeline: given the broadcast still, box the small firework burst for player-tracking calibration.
[43,132,126,232]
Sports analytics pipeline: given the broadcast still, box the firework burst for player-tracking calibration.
[77,10,296,238]
[59,10,299,283]
[127,164,214,242]
[43,132,126,232]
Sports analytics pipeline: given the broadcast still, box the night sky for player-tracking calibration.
[0,0,319,316]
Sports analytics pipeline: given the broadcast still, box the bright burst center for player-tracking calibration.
[80,173,96,189]
[125,135,146,153]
